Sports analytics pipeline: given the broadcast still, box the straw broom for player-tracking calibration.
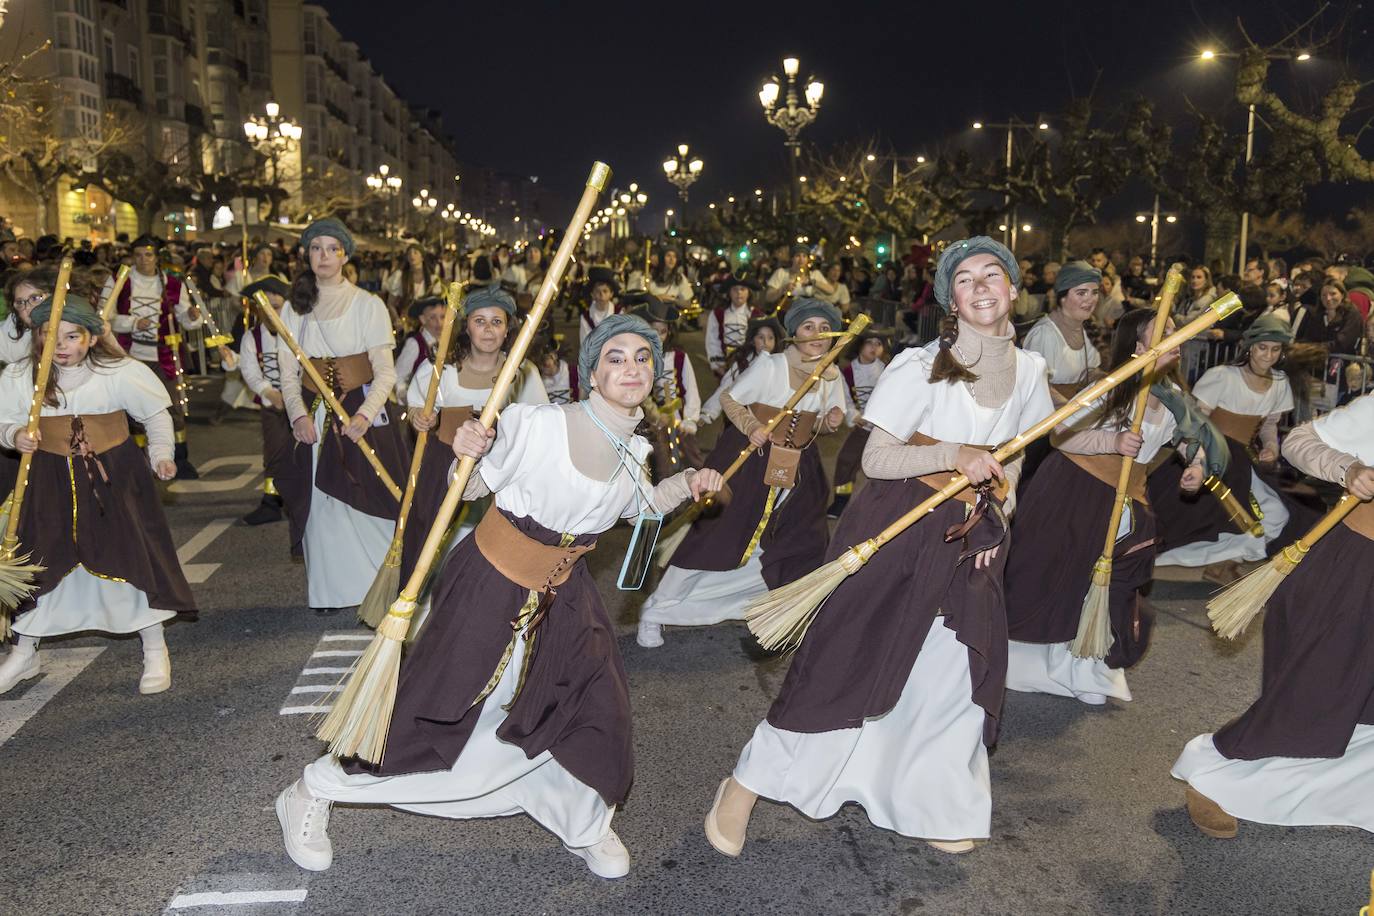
[315,161,611,763]
[1070,266,1183,658]
[97,264,132,322]
[358,280,463,627]
[746,292,1244,652]
[0,258,76,636]
[1207,492,1362,640]
[653,314,872,566]
[253,291,403,501]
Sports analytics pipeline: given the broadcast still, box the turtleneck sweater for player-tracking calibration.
[719,344,841,438]
[278,278,397,424]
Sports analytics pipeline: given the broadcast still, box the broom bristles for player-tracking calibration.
[315,599,415,762]
[744,543,877,652]
[1070,557,1114,659]
[357,551,401,628]
[1205,547,1303,640]
[0,550,44,639]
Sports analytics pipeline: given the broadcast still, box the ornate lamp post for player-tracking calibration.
[662,145,703,202]
[411,187,437,237]
[365,164,403,239]
[759,57,822,213]
[242,100,302,197]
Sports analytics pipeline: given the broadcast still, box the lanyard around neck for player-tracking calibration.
[580,401,654,508]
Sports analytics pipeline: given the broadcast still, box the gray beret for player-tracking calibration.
[783,297,842,336]
[1055,260,1102,294]
[31,294,102,335]
[933,236,1021,308]
[300,218,355,259]
[462,283,517,318]
[579,313,664,388]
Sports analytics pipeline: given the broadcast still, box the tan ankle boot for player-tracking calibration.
[705,777,756,857]
[1185,786,1238,838]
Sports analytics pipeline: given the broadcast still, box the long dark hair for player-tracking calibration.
[30,321,126,408]
[727,321,780,377]
[1230,339,1315,418]
[928,316,978,385]
[443,309,516,372]
[397,244,434,315]
[1099,309,1184,428]
[289,263,319,314]
[5,265,60,338]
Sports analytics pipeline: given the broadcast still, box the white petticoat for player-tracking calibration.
[734,623,991,841]
[13,566,175,638]
[302,632,613,848]
[1171,725,1374,832]
[1156,470,1288,567]
[1006,640,1132,702]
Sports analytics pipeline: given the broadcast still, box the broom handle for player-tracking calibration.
[866,294,1242,553]
[253,290,402,500]
[1295,492,1361,549]
[98,264,132,322]
[1098,267,1183,558]
[391,282,464,541]
[3,258,74,554]
[396,162,610,605]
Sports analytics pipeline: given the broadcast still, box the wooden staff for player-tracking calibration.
[252,290,403,500]
[746,293,1244,652]
[98,264,132,322]
[653,314,871,565]
[1207,492,1363,639]
[182,279,239,370]
[1202,474,1265,537]
[316,161,611,763]
[0,258,75,633]
[1071,265,1183,658]
[357,280,463,627]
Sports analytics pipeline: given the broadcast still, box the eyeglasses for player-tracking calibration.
[13,293,46,310]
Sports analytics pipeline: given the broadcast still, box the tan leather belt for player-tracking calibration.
[907,431,1009,507]
[303,352,374,395]
[1208,407,1262,445]
[1343,498,1374,540]
[37,411,129,456]
[750,403,820,448]
[1064,451,1148,505]
[436,406,474,446]
[473,508,595,591]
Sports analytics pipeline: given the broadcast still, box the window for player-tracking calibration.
[128,47,141,88]
[103,31,115,71]
[75,19,95,55]
[74,0,93,17]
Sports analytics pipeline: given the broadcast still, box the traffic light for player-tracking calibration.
[876,242,888,256]
[738,247,750,261]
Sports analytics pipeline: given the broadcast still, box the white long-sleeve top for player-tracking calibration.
[238,326,281,400]
[104,270,201,363]
[0,315,31,364]
[844,356,886,424]
[407,355,548,413]
[1021,314,1101,385]
[1192,364,1294,454]
[0,358,174,467]
[655,349,702,430]
[1282,393,1373,482]
[277,280,396,425]
[700,361,745,425]
[394,329,437,401]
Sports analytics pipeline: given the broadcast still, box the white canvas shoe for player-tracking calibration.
[139,647,171,695]
[0,647,40,695]
[276,780,333,871]
[565,829,630,879]
[636,621,664,649]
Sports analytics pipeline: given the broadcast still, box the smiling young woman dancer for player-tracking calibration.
[703,237,1053,857]
[276,315,723,879]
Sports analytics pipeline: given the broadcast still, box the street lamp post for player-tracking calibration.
[242,101,303,216]
[1134,194,1179,268]
[972,117,1049,250]
[615,182,648,236]
[662,145,704,202]
[365,164,403,240]
[759,56,823,216]
[411,187,437,238]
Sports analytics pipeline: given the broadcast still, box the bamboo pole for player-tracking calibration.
[747,292,1244,652]
[253,290,402,501]
[357,280,463,627]
[0,258,75,632]
[97,264,132,322]
[1071,266,1182,658]
[315,161,611,763]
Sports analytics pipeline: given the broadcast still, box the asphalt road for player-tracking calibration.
[1,325,1370,916]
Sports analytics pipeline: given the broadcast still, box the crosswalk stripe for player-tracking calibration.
[320,633,373,642]
[168,888,308,909]
[309,650,363,658]
[300,667,353,675]
[289,684,342,694]
[278,705,331,716]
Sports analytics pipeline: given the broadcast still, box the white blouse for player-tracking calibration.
[542,359,575,404]
[1021,315,1101,385]
[1313,394,1374,464]
[726,350,847,416]
[280,287,393,358]
[238,327,280,397]
[864,340,1054,447]
[1192,365,1294,418]
[407,357,548,411]
[0,316,30,364]
[478,403,654,535]
[1058,391,1179,465]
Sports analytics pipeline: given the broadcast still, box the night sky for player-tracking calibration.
[324,0,1372,224]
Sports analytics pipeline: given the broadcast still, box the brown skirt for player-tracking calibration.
[1004,452,1157,669]
[278,387,410,547]
[398,433,456,581]
[343,510,632,805]
[666,424,829,589]
[1212,524,1374,760]
[766,476,1009,746]
[260,407,304,548]
[12,439,196,616]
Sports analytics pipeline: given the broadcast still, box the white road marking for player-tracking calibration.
[301,667,352,675]
[167,889,307,909]
[309,649,362,658]
[168,455,264,494]
[278,705,331,716]
[289,684,341,694]
[281,630,369,715]
[320,633,373,642]
[176,518,236,584]
[0,647,105,747]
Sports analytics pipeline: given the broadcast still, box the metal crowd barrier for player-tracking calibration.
[852,296,943,348]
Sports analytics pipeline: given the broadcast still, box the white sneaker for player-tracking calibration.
[927,839,976,854]
[636,621,664,649]
[565,829,630,879]
[0,647,40,695]
[276,780,333,871]
[139,647,171,695]
[1076,692,1108,706]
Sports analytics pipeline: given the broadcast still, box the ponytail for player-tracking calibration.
[927,316,979,385]
[289,265,319,314]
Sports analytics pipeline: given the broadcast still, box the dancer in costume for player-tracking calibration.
[104,234,202,479]
[1172,393,1374,837]
[1150,314,1317,583]
[827,327,889,518]
[636,298,847,649]
[236,276,298,541]
[0,268,41,364]
[394,295,445,403]
[0,296,195,696]
[699,316,782,426]
[1004,310,1205,706]
[704,276,762,377]
[538,339,580,405]
[275,315,724,877]
[579,267,622,343]
[703,237,1053,856]
[627,293,703,477]
[405,283,546,572]
[276,218,410,612]
[1020,260,1104,400]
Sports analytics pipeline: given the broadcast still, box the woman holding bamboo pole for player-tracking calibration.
[635,297,847,649]
[402,283,546,573]
[1003,310,1205,705]
[276,316,723,877]
[1172,392,1374,838]
[0,296,194,696]
[1150,314,1318,583]
[704,238,1053,857]
[276,218,410,613]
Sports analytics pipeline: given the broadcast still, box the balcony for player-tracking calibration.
[104,72,143,106]
[184,104,207,131]
[147,13,190,44]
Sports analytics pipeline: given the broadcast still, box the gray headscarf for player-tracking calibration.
[933,236,1021,308]
[300,218,355,259]
[462,283,517,318]
[579,313,663,386]
[1055,260,1102,294]
[783,297,842,336]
